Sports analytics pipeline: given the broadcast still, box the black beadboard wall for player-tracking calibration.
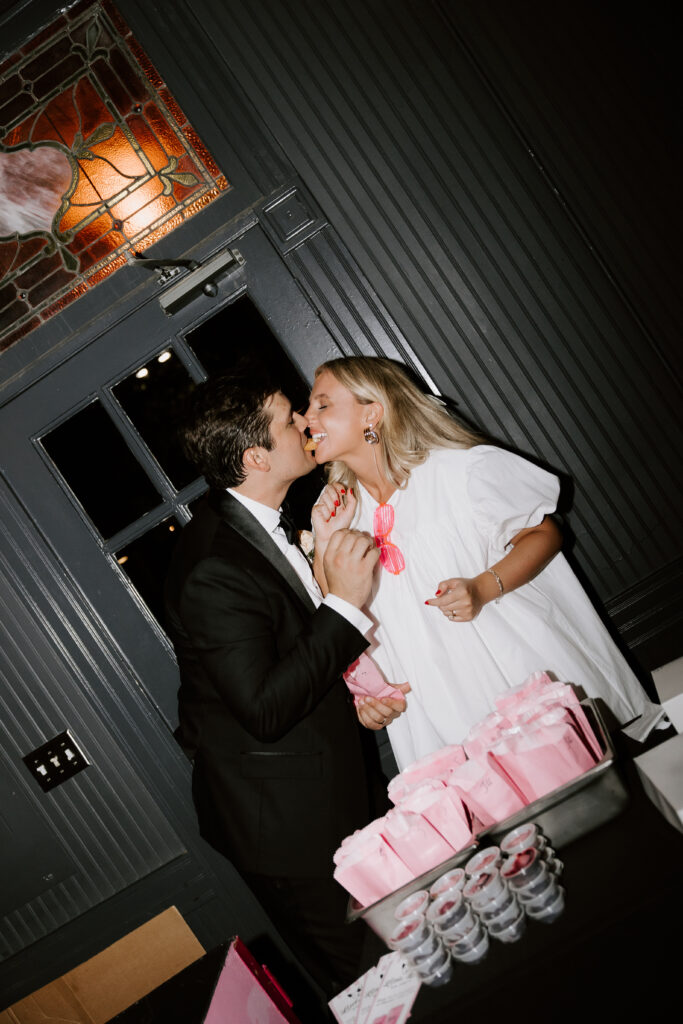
[118,0,683,661]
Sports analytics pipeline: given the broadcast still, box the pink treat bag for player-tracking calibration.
[448,759,527,828]
[487,719,597,803]
[381,809,455,877]
[400,785,474,852]
[334,832,413,907]
[343,653,406,704]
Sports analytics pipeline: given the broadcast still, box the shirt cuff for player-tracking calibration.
[323,594,374,636]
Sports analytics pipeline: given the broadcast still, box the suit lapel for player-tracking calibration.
[210,490,317,613]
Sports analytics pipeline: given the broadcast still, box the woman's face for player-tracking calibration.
[305,370,371,464]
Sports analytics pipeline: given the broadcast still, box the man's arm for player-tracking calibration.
[180,530,379,743]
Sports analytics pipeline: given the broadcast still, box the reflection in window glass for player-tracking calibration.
[42,401,159,538]
[113,349,197,488]
[116,516,183,625]
[186,296,310,412]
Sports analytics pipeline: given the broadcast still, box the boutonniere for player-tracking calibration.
[299,529,315,563]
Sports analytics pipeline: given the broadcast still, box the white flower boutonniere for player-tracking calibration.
[299,530,315,562]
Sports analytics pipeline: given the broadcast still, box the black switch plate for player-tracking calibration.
[23,730,89,792]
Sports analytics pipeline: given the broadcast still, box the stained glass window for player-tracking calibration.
[0,0,229,353]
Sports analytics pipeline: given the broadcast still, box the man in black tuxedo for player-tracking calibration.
[165,373,403,1003]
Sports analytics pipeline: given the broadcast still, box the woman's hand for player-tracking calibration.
[424,577,485,622]
[356,683,411,730]
[311,483,356,544]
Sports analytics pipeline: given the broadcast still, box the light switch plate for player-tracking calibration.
[23,729,89,792]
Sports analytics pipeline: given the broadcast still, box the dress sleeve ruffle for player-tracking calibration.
[465,445,560,552]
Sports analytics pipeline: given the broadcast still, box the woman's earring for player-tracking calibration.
[364,424,380,445]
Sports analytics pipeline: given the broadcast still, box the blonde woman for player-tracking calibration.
[306,356,656,771]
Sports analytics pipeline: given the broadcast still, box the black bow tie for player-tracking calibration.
[278,506,300,548]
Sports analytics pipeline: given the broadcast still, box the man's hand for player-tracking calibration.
[356,683,411,730]
[323,529,378,608]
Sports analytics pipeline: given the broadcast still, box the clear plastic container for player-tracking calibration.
[427,890,472,933]
[387,916,432,953]
[464,845,502,877]
[450,928,490,964]
[437,903,479,943]
[487,906,526,943]
[413,943,450,978]
[394,888,430,923]
[500,822,545,856]
[463,868,507,909]
[480,890,520,928]
[429,867,467,900]
[525,885,566,923]
[419,957,454,986]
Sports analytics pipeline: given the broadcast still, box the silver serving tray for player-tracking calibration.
[347,699,629,943]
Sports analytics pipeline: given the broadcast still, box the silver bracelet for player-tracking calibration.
[486,567,504,603]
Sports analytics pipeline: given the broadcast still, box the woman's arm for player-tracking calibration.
[426,515,562,621]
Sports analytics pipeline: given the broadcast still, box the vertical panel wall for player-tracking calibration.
[125,0,682,664]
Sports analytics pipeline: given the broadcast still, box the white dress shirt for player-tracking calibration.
[227,489,373,636]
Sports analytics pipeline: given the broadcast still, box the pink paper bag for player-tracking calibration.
[343,652,405,704]
[333,831,414,907]
[448,758,527,828]
[381,809,455,877]
[399,784,474,852]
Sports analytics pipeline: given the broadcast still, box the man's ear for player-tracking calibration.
[363,401,384,429]
[243,446,271,473]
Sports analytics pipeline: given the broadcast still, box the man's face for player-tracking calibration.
[263,391,316,485]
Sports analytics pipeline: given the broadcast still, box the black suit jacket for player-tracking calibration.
[165,490,386,878]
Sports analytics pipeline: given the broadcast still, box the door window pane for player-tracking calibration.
[42,400,159,538]
[185,296,310,411]
[112,349,197,488]
[116,516,182,624]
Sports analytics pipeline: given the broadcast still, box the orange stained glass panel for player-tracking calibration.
[0,0,229,352]
[68,213,117,253]
[110,176,164,222]
[122,194,177,239]
[125,114,169,171]
[89,125,148,178]
[143,103,185,158]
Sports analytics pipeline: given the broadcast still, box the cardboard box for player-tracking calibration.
[635,732,683,834]
[1,906,205,1023]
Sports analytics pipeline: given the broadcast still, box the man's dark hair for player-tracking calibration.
[181,374,278,489]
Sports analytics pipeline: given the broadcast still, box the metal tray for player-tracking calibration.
[347,699,629,944]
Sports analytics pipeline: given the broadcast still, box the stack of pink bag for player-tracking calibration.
[334,671,604,908]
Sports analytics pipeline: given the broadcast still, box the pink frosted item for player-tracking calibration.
[334,832,414,907]
[487,720,597,804]
[381,809,455,876]
[343,652,406,704]
[332,817,385,865]
[388,774,445,806]
[399,785,474,852]
[448,758,527,828]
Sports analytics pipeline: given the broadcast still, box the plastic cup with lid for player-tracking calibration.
[479,889,520,927]
[427,890,472,933]
[449,924,490,964]
[525,885,566,923]
[418,951,454,986]
[464,845,502,878]
[487,905,526,943]
[387,916,432,953]
[463,868,507,909]
[394,888,430,924]
[413,943,450,977]
[436,901,479,942]
[500,847,550,892]
[429,867,467,900]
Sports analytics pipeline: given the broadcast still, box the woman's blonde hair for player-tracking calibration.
[315,356,484,491]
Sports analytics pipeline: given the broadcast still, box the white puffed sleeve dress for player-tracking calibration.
[352,446,655,771]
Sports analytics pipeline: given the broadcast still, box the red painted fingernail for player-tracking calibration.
[340,487,346,494]
[334,499,340,506]
[350,487,354,495]
[331,509,336,517]
[435,589,442,595]
[424,600,430,605]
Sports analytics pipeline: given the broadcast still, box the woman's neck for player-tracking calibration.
[345,447,395,504]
